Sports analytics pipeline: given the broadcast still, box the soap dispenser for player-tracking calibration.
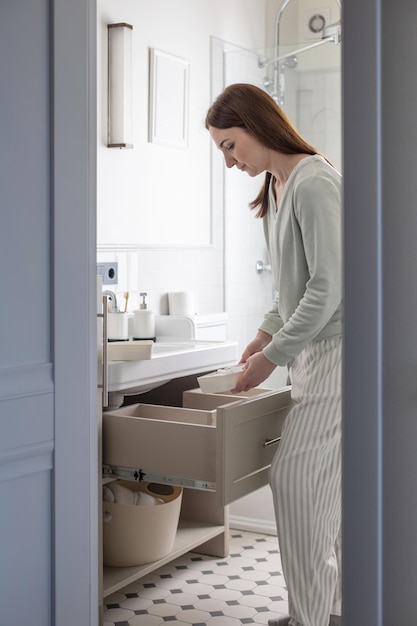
[133,292,156,340]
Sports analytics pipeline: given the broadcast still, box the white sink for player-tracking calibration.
[151,341,195,354]
[106,338,239,399]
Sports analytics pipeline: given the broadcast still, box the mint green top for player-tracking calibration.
[260,155,342,367]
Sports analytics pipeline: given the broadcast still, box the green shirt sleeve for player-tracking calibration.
[260,169,342,366]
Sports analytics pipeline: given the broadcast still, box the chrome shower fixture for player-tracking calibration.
[261,0,341,106]
[259,32,341,71]
[282,54,298,69]
[322,20,342,44]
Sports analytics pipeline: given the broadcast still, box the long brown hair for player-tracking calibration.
[205,83,324,218]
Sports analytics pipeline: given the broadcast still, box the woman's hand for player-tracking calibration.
[231,329,274,392]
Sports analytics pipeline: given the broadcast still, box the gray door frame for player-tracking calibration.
[53,0,98,624]
[343,0,417,623]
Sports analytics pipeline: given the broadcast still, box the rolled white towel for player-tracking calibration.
[102,485,115,503]
[105,482,164,505]
[106,482,136,505]
[134,492,164,506]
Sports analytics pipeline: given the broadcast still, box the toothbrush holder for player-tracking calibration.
[107,312,129,341]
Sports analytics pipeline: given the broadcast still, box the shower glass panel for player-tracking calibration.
[219,38,341,171]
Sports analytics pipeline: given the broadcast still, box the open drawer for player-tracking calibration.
[103,385,292,506]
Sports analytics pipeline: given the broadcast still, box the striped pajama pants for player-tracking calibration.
[269,336,342,626]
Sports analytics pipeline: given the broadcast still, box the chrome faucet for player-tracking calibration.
[103,290,119,312]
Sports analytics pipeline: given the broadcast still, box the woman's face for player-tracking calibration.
[209,126,269,177]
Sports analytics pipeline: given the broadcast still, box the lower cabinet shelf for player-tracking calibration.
[103,518,226,597]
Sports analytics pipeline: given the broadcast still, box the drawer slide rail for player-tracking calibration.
[103,463,216,492]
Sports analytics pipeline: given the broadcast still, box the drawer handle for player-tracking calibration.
[263,436,281,448]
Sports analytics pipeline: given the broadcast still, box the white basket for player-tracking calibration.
[103,481,182,567]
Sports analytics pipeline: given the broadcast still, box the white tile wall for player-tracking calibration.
[97,245,224,316]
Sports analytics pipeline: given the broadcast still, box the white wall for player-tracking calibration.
[96,0,340,315]
[97,0,268,316]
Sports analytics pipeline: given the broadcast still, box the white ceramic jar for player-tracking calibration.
[107,312,129,341]
[133,309,155,340]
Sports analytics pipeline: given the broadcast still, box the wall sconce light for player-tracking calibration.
[107,23,133,148]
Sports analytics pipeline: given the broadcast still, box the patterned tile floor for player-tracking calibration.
[103,530,289,625]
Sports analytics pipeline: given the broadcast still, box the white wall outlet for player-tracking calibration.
[97,262,118,285]
[302,7,331,41]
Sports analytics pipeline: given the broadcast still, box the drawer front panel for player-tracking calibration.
[217,386,292,505]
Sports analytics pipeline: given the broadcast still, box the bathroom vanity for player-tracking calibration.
[98,314,292,608]
[101,380,291,600]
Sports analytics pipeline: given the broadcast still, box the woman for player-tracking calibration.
[206,84,342,626]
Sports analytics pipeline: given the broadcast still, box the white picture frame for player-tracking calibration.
[148,48,190,148]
